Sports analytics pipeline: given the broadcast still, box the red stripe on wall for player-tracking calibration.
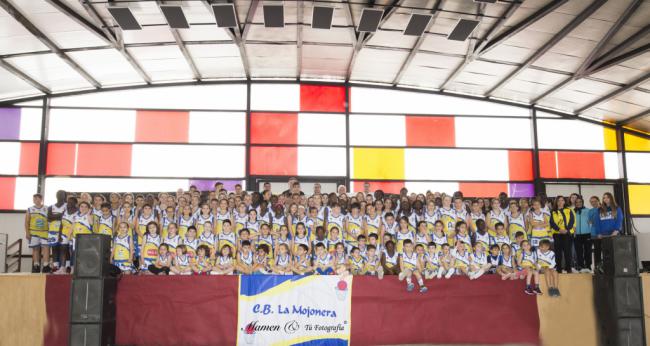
[46,143,76,176]
[76,144,132,176]
[249,146,297,176]
[405,116,455,147]
[351,275,539,345]
[300,85,346,112]
[459,182,508,198]
[250,112,298,145]
[539,150,558,179]
[508,150,534,181]
[0,177,16,209]
[557,151,605,179]
[136,110,189,143]
[353,181,405,194]
[19,142,40,175]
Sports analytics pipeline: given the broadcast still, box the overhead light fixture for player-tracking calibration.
[312,6,334,30]
[358,8,383,33]
[263,4,284,28]
[404,13,431,36]
[474,0,497,3]
[448,18,479,41]
[107,7,141,30]
[212,4,238,28]
[160,5,189,29]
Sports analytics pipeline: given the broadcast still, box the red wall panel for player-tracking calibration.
[46,143,76,176]
[19,142,40,175]
[250,113,298,145]
[538,151,557,179]
[136,110,189,143]
[405,116,455,147]
[300,85,346,112]
[249,146,297,176]
[76,144,132,176]
[0,177,16,209]
[557,151,605,179]
[459,182,508,197]
[508,150,533,181]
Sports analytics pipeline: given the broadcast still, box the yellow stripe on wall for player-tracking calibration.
[625,133,650,152]
[352,147,404,180]
[604,127,618,150]
[629,185,650,215]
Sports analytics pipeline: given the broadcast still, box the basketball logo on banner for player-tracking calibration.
[237,275,352,345]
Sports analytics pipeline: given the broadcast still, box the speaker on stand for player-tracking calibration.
[594,235,645,346]
[70,234,117,346]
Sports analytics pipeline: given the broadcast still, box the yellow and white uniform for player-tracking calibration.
[455,233,472,251]
[400,212,418,232]
[218,231,237,252]
[537,249,556,270]
[424,251,439,273]
[475,232,494,253]
[452,249,470,269]
[163,233,180,252]
[415,232,429,247]
[395,229,414,254]
[431,232,447,250]
[173,254,191,274]
[327,235,342,253]
[437,207,456,235]
[349,256,365,275]
[199,231,217,256]
[234,211,247,233]
[365,254,380,274]
[470,251,487,268]
[141,233,161,268]
[519,250,537,269]
[274,253,290,272]
[499,254,515,270]
[271,212,286,234]
[383,250,399,269]
[345,214,363,249]
[488,209,507,237]
[494,234,510,249]
[401,252,418,271]
[293,234,310,255]
[112,233,133,272]
[383,221,398,238]
[183,238,199,259]
[327,213,345,234]
[47,203,66,246]
[60,209,75,246]
[454,208,468,224]
[529,211,550,247]
[214,210,231,234]
[257,234,274,258]
[28,205,49,248]
[72,212,93,247]
[177,215,194,240]
[137,213,156,247]
[507,213,527,242]
[470,212,485,232]
[246,220,261,239]
[291,215,307,236]
[160,212,175,238]
[96,214,115,237]
[423,210,438,233]
[195,214,214,237]
[364,214,382,237]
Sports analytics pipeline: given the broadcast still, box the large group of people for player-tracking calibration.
[25,178,624,296]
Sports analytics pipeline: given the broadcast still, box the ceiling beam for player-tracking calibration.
[0,59,51,94]
[531,0,641,104]
[485,0,606,97]
[440,0,520,90]
[476,0,568,57]
[296,0,303,80]
[392,0,443,86]
[0,0,101,88]
[45,0,113,45]
[157,1,201,81]
[587,42,650,76]
[619,108,650,126]
[79,0,152,84]
[588,23,650,71]
[575,70,650,114]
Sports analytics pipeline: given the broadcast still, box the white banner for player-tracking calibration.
[237,275,352,346]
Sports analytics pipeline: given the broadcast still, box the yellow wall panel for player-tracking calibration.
[603,127,617,150]
[353,148,404,180]
[625,133,650,152]
[629,185,650,215]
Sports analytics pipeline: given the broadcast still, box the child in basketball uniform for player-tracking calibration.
[381,240,400,275]
[140,221,162,272]
[326,204,345,236]
[383,212,398,240]
[527,198,550,248]
[399,240,427,293]
[293,244,313,275]
[112,222,134,274]
[469,242,491,280]
[236,240,254,274]
[72,202,94,254]
[396,217,415,254]
[148,243,172,275]
[214,199,231,234]
[135,204,158,260]
[486,199,508,237]
[271,204,286,239]
[26,194,49,273]
[198,221,217,259]
[422,242,439,280]
[473,219,494,253]
[455,221,472,251]
[327,227,343,253]
[171,245,192,275]
[177,205,195,240]
[439,243,455,279]
[163,223,181,254]
[345,203,364,251]
[293,223,311,255]
[364,245,383,279]
[415,221,431,248]
[195,203,214,237]
[431,221,447,250]
[252,244,270,275]
[272,243,292,275]
[493,222,510,249]
[518,240,542,295]
[424,200,438,233]
[256,224,274,258]
[314,243,334,275]
[333,242,348,275]
[357,235,368,258]
[363,204,383,241]
[275,225,291,257]
[507,201,526,242]
[47,190,67,272]
[437,195,456,238]
[497,243,516,280]
[348,247,366,275]
[245,209,260,240]
[160,205,176,239]
[182,226,199,259]
[218,220,237,254]
[452,241,471,277]
[311,226,328,256]
[95,203,116,237]
[487,244,501,274]
[537,239,560,297]
[469,200,485,233]
[192,245,212,275]
[56,197,77,273]
[213,245,235,275]
[234,203,248,234]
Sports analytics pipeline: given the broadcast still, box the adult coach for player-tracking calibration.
[593,192,624,273]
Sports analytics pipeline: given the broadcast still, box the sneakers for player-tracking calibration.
[419,286,428,293]
[53,267,67,275]
[548,288,556,297]
[407,283,415,292]
[534,286,543,295]
[444,269,455,279]
[398,272,406,281]
[436,269,444,279]
[42,265,51,274]
[31,265,40,273]
[580,268,592,274]
[378,270,384,280]
[524,287,535,295]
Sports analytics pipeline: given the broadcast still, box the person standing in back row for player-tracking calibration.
[593,192,624,273]
[574,197,594,273]
[550,196,575,273]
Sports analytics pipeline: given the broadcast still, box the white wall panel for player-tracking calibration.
[131,144,245,178]
[250,84,300,111]
[298,113,346,145]
[455,117,532,148]
[48,109,136,142]
[349,115,405,146]
[297,147,346,176]
[626,152,650,183]
[0,142,21,175]
[405,148,509,181]
[18,108,42,140]
[537,118,607,150]
[189,111,246,144]
[14,177,37,209]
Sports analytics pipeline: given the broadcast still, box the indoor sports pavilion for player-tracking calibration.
[0,0,649,345]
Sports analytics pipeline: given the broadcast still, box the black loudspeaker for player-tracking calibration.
[594,276,643,318]
[598,317,644,346]
[75,234,112,278]
[70,278,117,323]
[602,236,638,277]
[69,322,116,346]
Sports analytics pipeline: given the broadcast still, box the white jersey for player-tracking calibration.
[470,251,487,266]
[383,221,399,236]
[537,249,556,268]
[383,250,399,267]
[163,234,181,250]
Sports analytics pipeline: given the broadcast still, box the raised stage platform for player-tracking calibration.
[0,273,625,346]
